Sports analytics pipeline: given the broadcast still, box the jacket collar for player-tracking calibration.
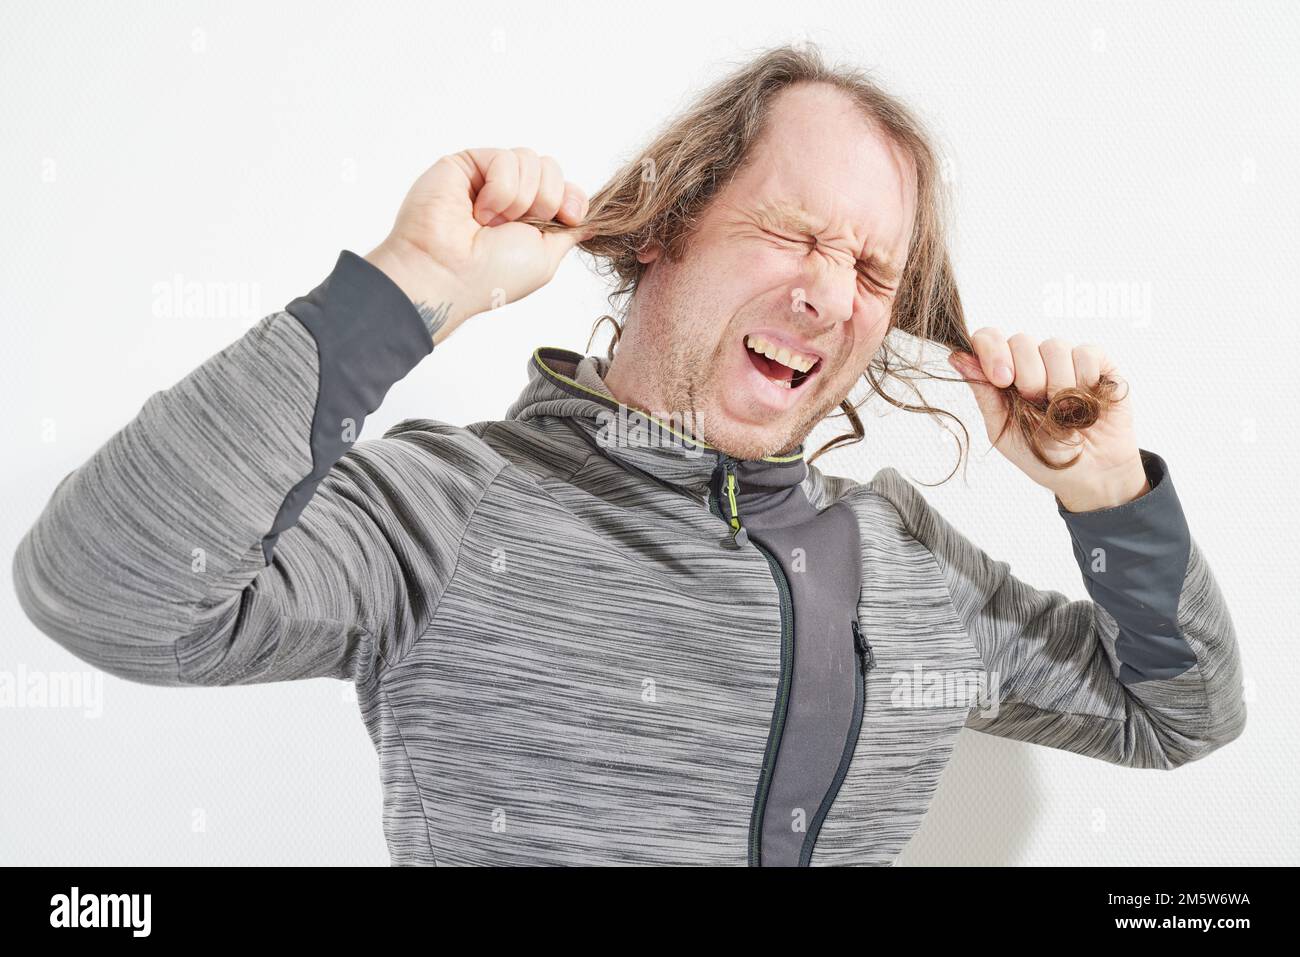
[504,347,809,497]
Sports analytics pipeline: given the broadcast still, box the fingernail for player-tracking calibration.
[562,196,581,219]
[994,363,1013,384]
[487,213,507,227]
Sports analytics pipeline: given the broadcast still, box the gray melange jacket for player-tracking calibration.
[12,250,1247,866]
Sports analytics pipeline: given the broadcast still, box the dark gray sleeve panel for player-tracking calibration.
[1054,449,1197,685]
[267,249,432,563]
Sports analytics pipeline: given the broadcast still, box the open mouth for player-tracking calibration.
[744,334,822,390]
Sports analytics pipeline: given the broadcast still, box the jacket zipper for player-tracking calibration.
[798,618,874,865]
[707,453,794,866]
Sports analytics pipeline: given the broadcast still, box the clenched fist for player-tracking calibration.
[947,329,1150,513]
[365,147,593,344]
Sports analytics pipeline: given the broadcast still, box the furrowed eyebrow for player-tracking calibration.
[756,202,901,286]
[759,202,820,235]
[861,254,902,285]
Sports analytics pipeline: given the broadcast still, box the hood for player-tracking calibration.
[504,347,814,528]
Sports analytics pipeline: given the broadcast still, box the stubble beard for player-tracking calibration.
[663,334,847,462]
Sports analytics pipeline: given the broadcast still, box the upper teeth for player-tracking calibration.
[745,335,817,373]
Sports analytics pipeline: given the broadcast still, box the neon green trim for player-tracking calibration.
[530,347,805,464]
[726,471,741,530]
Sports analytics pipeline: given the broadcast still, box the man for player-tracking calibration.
[12,45,1245,866]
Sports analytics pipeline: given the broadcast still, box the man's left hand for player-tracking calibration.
[947,328,1150,513]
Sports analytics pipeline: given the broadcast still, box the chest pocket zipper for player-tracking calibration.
[851,619,876,677]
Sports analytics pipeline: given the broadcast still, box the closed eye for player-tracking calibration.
[764,227,896,296]
[857,265,895,296]
[763,227,815,250]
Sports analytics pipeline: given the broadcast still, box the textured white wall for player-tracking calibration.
[1,0,1294,865]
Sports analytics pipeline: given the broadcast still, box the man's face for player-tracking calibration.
[612,82,918,459]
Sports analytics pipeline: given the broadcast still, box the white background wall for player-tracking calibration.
[1,0,1295,865]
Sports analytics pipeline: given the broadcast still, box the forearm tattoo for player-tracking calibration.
[415,301,452,342]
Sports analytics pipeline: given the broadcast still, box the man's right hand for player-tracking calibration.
[364,147,593,344]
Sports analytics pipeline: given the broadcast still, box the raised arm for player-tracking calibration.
[870,449,1247,769]
[12,147,592,687]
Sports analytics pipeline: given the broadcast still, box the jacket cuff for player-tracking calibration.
[1055,449,1199,684]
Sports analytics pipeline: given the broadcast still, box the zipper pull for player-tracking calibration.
[851,619,876,677]
[719,455,748,547]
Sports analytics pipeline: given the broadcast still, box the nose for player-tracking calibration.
[788,251,857,329]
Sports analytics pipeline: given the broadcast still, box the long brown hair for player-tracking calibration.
[518,43,1120,482]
